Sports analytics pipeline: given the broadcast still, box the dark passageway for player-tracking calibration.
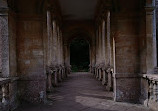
[0,0,157,111]
[70,38,90,72]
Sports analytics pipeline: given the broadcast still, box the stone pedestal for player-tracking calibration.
[98,69,102,81]
[114,74,140,103]
[53,71,58,87]
[47,72,53,92]
[96,69,99,79]
[58,69,62,82]
[106,69,113,91]
[102,71,107,85]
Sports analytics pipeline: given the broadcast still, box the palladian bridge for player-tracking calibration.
[0,0,158,111]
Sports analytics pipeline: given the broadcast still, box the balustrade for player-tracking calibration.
[142,74,158,110]
[0,78,10,111]
[46,64,67,90]
[92,64,113,91]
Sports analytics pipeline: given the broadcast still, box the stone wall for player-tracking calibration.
[112,0,141,103]
[9,12,17,76]
[0,18,2,72]
[156,0,158,64]
[17,14,46,103]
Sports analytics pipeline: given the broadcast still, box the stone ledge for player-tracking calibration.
[18,75,47,81]
[141,74,158,81]
[113,73,140,78]
[0,78,10,85]
[9,77,19,82]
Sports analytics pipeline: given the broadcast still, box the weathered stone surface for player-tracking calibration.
[0,0,158,110]
[17,14,46,103]
[114,74,140,103]
[14,73,153,111]
[18,80,46,103]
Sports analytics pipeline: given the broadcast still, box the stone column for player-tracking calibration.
[96,29,99,65]
[57,26,62,82]
[102,20,106,63]
[0,5,10,77]
[145,0,157,73]
[98,68,102,81]
[64,43,69,76]
[57,26,61,65]
[102,70,107,85]
[52,20,58,65]
[46,10,52,66]
[52,20,58,86]
[99,25,102,64]
[107,11,111,66]
[101,20,107,85]
[60,30,64,78]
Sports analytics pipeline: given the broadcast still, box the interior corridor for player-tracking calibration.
[15,72,152,111]
[0,0,158,110]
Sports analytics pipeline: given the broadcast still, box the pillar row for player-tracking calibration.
[145,0,157,73]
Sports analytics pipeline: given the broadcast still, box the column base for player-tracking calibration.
[53,72,58,87]
[153,67,158,74]
[114,73,140,103]
[148,100,158,111]
[102,80,107,85]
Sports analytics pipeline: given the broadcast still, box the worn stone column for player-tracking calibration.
[52,20,58,86]
[102,20,106,62]
[107,11,111,66]
[95,29,99,67]
[46,10,52,66]
[0,5,10,77]
[98,68,102,81]
[57,26,61,65]
[46,10,54,91]
[96,68,99,78]
[52,69,58,87]
[57,26,62,82]
[106,68,113,91]
[64,43,69,76]
[102,70,107,85]
[52,20,57,65]
[60,30,63,65]
[46,67,53,91]
[99,25,102,64]
[145,0,157,73]
[101,19,107,85]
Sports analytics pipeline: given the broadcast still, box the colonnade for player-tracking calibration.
[46,9,68,92]
[90,10,114,91]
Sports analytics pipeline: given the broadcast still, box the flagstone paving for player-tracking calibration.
[15,72,153,111]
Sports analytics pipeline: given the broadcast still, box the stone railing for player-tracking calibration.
[0,76,19,111]
[93,63,113,91]
[0,78,10,111]
[65,65,71,75]
[46,64,67,91]
[141,74,158,111]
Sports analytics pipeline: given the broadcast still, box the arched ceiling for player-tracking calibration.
[59,0,99,20]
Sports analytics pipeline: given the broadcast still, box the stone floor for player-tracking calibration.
[15,72,153,111]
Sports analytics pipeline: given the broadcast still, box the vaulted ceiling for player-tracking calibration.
[59,0,99,20]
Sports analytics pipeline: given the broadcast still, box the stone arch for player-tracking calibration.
[67,31,92,47]
[63,26,96,72]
